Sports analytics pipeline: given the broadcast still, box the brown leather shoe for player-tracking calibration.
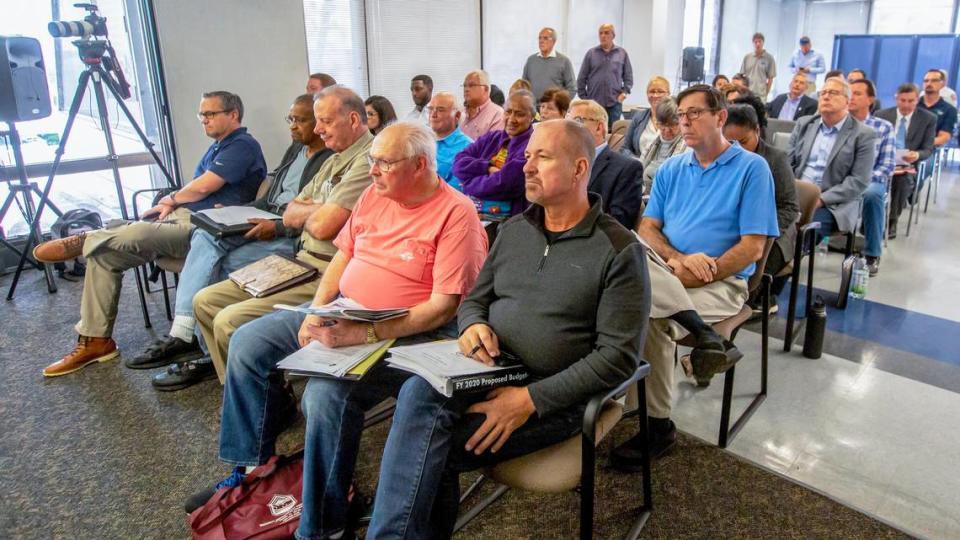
[33,232,87,263]
[43,336,119,377]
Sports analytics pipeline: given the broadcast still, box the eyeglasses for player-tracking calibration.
[285,115,314,125]
[922,78,942,83]
[676,107,715,121]
[197,110,231,120]
[648,89,668,95]
[426,106,452,114]
[820,89,845,98]
[568,115,602,124]
[461,83,488,89]
[366,155,412,172]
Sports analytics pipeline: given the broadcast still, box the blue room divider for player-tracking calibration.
[833,34,960,106]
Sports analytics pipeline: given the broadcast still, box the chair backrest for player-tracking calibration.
[766,118,795,137]
[747,237,777,293]
[255,175,273,201]
[771,131,792,151]
[794,180,821,227]
[607,119,631,152]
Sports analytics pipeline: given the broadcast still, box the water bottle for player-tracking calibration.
[802,296,827,359]
[850,255,869,299]
[816,236,830,260]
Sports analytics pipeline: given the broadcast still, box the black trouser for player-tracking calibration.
[888,172,916,224]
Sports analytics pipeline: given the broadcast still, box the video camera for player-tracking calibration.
[47,3,131,100]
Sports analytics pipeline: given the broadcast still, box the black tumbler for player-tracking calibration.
[803,296,827,359]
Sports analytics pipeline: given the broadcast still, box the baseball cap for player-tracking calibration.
[799,36,811,45]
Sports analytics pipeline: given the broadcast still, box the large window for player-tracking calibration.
[682,0,719,81]
[0,0,165,238]
[302,0,369,96]
[870,0,957,34]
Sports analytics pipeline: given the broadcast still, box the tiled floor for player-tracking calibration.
[673,161,960,539]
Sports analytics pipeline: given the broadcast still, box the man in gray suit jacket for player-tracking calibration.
[787,78,876,236]
[875,83,937,237]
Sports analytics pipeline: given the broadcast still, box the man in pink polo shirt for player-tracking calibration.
[187,121,489,523]
[460,69,505,140]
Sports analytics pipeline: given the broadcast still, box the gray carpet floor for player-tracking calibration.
[0,269,910,539]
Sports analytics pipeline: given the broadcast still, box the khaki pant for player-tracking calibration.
[641,258,748,418]
[193,276,321,384]
[76,208,193,337]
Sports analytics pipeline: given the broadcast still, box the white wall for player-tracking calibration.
[482,0,568,91]
[622,0,685,107]
[153,0,308,182]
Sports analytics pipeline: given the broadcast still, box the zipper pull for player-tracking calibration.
[537,244,550,273]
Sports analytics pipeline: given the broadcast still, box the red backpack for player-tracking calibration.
[188,450,305,540]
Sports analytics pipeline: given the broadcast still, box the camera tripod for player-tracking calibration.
[6,41,177,300]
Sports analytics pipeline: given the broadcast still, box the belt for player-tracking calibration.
[306,251,333,262]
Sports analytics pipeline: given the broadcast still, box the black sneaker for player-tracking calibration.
[609,419,677,472]
[691,340,742,378]
[888,222,898,239]
[185,466,246,514]
[126,335,202,370]
[152,357,216,392]
[866,256,880,277]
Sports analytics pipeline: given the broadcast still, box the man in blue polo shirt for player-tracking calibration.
[428,91,473,187]
[612,85,779,467]
[34,90,266,378]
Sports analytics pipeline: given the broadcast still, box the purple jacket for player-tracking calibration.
[452,127,533,215]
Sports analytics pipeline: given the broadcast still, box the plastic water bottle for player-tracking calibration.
[816,236,830,260]
[850,256,869,299]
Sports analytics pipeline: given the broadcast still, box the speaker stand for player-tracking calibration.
[1,122,62,292]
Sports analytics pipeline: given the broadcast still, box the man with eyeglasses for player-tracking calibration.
[522,27,577,101]
[34,90,266,378]
[611,84,779,466]
[577,23,633,130]
[787,78,876,242]
[460,69,504,140]
[428,91,473,187]
[916,69,959,193]
[130,94,335,390]
[185,122,489,531]
[190,86,374,384]
[405,74,433,124]
[566,98,642,228]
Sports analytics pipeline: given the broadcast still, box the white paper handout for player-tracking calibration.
[633,231,673,273]
[274,297,409,322]
[197,206,281,226]
[277,340,389,377]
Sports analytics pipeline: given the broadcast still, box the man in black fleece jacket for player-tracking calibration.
[362,119,651,538]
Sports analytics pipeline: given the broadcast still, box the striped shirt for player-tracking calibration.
[861,115,895,185]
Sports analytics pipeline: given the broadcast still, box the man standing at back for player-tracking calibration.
[522,27,576,100]
[788,37,825,95]
[406,74,433,123]
[577,23,633,130]
[740,32,776,99]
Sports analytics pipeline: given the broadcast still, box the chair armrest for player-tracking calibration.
[131,187,173,220]
[582,362,651,445]
[799,221,821,234]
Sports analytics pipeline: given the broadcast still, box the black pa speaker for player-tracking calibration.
[0,36,52,123]
[681,46,705,83]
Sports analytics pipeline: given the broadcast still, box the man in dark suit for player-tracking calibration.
[787,78,876,237]
[768,73,819,121]
[567,99,642,228]
[875,83,937,237]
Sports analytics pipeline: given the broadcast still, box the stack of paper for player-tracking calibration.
[197,206,281,226]
[274,297,408,322]
[278,339,395,379]
[387,340,529,397]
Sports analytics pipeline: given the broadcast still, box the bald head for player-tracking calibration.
[523,120,595,208]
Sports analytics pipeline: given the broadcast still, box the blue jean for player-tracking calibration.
[174,229,295,318]
[813,206,838,236]
[604,102,622,131]
[218,306,305,467]
[296,368,583,539]
[861,182,886,257]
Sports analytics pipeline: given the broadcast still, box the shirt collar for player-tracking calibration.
[334,130,373,162]
[898,111,914,124]
[538,48,557,58]
[522,192,603,238]
[595,142,608,157]
[215,126,247,146]
[437,127,463,143]
[786,94,802,103]
[684,141,742,169]
[820,114,848,133]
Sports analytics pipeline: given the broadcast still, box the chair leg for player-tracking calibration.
[134,265,152,329]
[459,474,487,504]
[626,382,653,540]
[783,237,806,352]
[580,424,596,540]
[160,270,173,322]
[453,484,510,533]
[718,366,736,448]
[843,231,855,257]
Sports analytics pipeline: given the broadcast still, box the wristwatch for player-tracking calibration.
[168,190,179,206]
[365,323,379,344]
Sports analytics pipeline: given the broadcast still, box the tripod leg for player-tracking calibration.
[90,71,129,221]
[6,70,91,301]
[102,74,177,188]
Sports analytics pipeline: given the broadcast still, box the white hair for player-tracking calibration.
[432,91,461,111]
[465,69,491,86]
[376,121,437,174]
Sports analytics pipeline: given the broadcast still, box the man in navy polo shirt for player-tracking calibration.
[34,90,266,378]
[612,85,779,466]
[917,69,958,191]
